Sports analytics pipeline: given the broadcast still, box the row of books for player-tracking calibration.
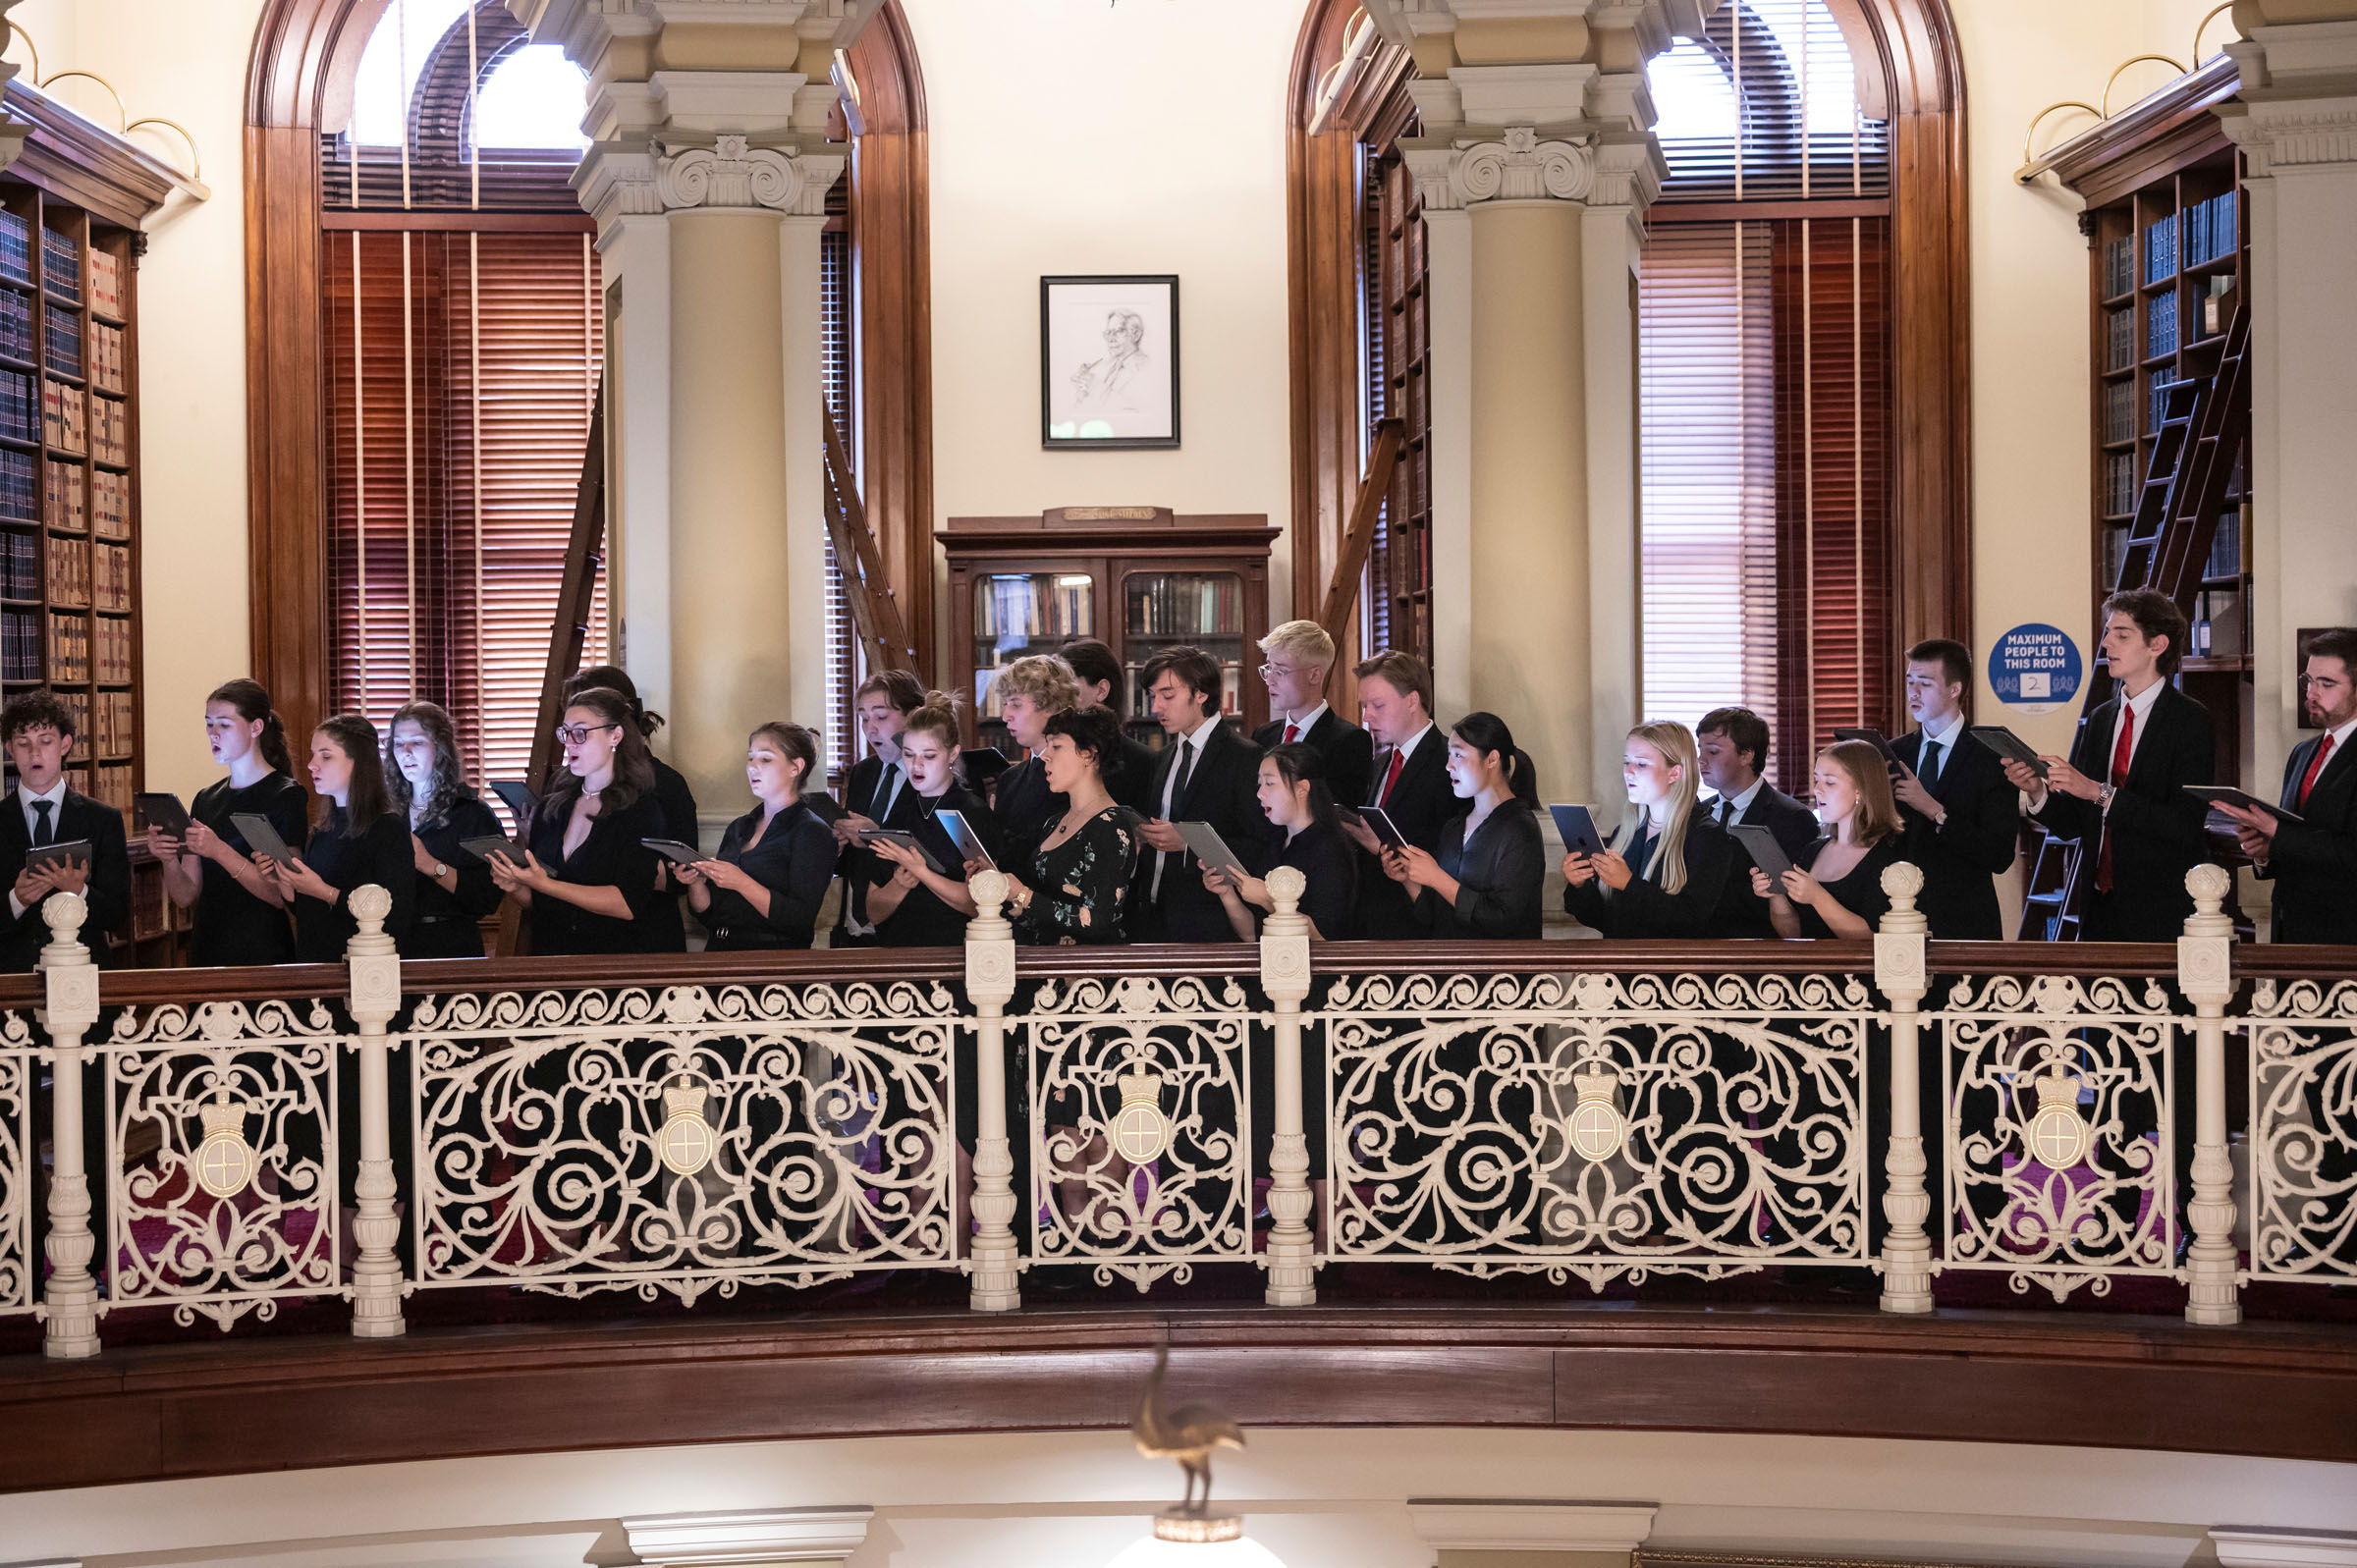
[2191,586,2244,659]
[1126,659,1243,719]
[90,321,125,395]
[0,368,33,443]
[89,688,135,758]
[2103,380,2135,446]
[90,395,126,465]
[2103,234,2134,300]
[47,538,133,612]
[91,466,129,538]
[0,530,35,601]
[2104,452,2138,517]
[46,458,82,531]
[2148,375,2178,431]
[2104,306,2134,373]
[40,228,78,303]
[89,250,124,322]
[2184,190,2237,269]
[2101,523,2130,590]
[0,608,39,679]
[2144,213,2178,286]
[41,380,84,455]
[42,302,78,379]
[0,292,29,364]
[0,449,30,521]
[42,612,135,684]
[2146,294,2179,361]
[71,761,134,817]
[1126,573,1241,637]
[0,212,28,289]
[974,573,1092,639]
[2204,511,2243,581]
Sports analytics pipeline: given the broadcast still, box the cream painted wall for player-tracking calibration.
[901,0,1311,661]
[4,0,264,797]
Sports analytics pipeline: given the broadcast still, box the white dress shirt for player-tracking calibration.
[1152,715,1224,897]
[1712,774,1768,826]
[1278,702,1329,745]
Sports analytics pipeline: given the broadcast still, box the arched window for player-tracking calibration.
[1638,0,1904,784]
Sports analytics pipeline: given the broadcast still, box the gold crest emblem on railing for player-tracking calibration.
[193,1099,256,1199]
[1111,1070,1173,1164]
[656,1079,716,1177]
[1566,1067,1626,1163]
[2025,1066,2090,1169]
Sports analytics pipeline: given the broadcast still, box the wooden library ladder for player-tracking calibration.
[822,411,919,676]
[1316,417,1405,655]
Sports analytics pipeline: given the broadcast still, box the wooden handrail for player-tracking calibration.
[822,412,919,674]
[1317,417,1405,653]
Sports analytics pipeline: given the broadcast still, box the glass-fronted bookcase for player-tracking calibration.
[939,509,1279,754]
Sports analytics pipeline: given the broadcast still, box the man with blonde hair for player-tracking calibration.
[990,654,1082,873]
[1251,619,1373,809]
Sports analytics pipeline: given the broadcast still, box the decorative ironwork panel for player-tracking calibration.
[1324,970,1873,1290]
[411,981,958,1303]
[2248,978,2357,1283]
[0,1023,30,1316]
[1937,974,2178,1301]
[1025,975,1256,1290]
[103,1000,345,1328]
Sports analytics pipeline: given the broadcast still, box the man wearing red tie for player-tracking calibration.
[1250,620,1374,810]
[2001,590,2216,941]
[1340,650,1452,940]
[2220,627,2357,944]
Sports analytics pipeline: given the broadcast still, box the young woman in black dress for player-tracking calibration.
[488,686,666,954]
[1385,711,1546,940]
[867,695,1004,946]
[386,701,505,958]
[256,715,416,963]
[1751,739,1903,939]
[1563,720,1733,938]
[564,666,694,953]
[1205,741,1356,941]
[148,678,309,965]
[1004,704,1139,946]
[678,722,839,950]
[986,655,1079,875]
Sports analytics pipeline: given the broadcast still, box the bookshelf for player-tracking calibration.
[939,509,1278,753]
[2056,59,2253,787]
[0,82,177,962]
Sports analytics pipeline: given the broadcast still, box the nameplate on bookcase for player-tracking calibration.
[1045,506,1172,527]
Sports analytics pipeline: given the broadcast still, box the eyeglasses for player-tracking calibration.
[554,722,621,746]
[1258,662,1297,680]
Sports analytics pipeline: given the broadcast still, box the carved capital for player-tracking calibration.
[656,134,843,214]
[1407,125,1598,209]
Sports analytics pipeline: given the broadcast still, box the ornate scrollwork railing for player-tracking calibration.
[2,865,2350,1357]
[1324,969,1873,1289]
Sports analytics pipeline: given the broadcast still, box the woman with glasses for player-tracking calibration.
[486,687,666,954]
[385,700,506,958]
[563,666,694,952]
[147,678,309,966]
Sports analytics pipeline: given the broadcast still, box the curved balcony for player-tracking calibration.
[1,866,2353,1496]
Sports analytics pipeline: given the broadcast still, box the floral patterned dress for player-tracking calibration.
[1014,805,1139,946]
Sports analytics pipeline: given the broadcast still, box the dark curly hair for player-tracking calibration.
[1043,703,1125,780]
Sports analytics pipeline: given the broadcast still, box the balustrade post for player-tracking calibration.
[36,892,101,1358]
[963,871,1021,1312]
[1874,863,1934,1314]
[345,885,406,1338]
[2178,863,2240,1326]
[1260,865,1316,1306]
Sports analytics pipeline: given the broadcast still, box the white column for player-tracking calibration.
[2178,863,2241,1325]
[964,872,1021,1313]
[345,884,406,1340]
[2220,24,2357,785]
[36,893,100,1360]
[1874,862,1935,1313]
[1260,865,1316,1306]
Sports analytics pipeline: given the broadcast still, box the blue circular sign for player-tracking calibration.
[1988,623,2083,715]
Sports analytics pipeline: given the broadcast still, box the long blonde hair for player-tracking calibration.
[1607,721,1701,895]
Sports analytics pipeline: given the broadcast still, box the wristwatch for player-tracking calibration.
[431,861,451,880]
[2097,784,2115,812]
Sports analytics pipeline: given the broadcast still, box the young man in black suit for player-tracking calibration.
[2004,590,2215,942]
[1889,639,2019,940]
[830,670,927,947]
[1340,650,1452,941]
[1250,619,1374,811]
[0,689,131,970]
[1058,638,1160,816]
[1695,706,1819,938]
[2221,626,2357,944]
[1129,646,1264,942]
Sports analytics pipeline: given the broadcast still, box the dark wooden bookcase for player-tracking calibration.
[2054,59,2253,786]
[0,83,178,962]
[939,509,1279,754]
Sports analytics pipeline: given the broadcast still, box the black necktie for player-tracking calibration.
[1169,737,1196,811]
[872,763,899,819]
[1920,739,1944,788]
[1718,796,1734,826]
[31,799,52,847]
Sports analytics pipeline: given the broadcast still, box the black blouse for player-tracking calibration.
[411,795,506,958]
[189,774,309,966]
[701,798,839,949]
[525,790,666,955]
[1790,835,1901,940]
[1417,805,1545,940]
[641,758,699,953]
[1014,805,1138,946]
[1249,820,1358,940]
[994,756,1063,876]
[877,786,1002,948]
[292,810,417,963]
[1564,817,1735,940]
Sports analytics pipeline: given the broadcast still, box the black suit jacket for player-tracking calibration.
[1710,783,1822,938]
[0,787,131,971]
[830,755,927,946]
[1355,729,1455,941]
[1252,709,1375,815]
[2035,681,2216,941]
[2258,729,2357,944]
[1130,721,1264,943]
[1891,728,2018,941]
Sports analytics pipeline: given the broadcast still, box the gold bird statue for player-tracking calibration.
[1131,1342,1246,1519]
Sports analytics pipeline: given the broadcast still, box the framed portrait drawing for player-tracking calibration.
[1041,274,1180,450]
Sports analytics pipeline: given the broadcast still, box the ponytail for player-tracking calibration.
[1451,711,1539,809]
[1504,747,1540,810]
[209,678,294,776]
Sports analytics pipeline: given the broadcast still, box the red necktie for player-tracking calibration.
[1377,748,1404,805]
[2297,732,2335,808]
[1283,721,1299,745]
[2096,705,2135,894]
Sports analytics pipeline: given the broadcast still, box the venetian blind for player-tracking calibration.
[1363,144,1433,663]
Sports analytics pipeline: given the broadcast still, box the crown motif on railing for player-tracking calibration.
[1112,1069,1173,1164]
